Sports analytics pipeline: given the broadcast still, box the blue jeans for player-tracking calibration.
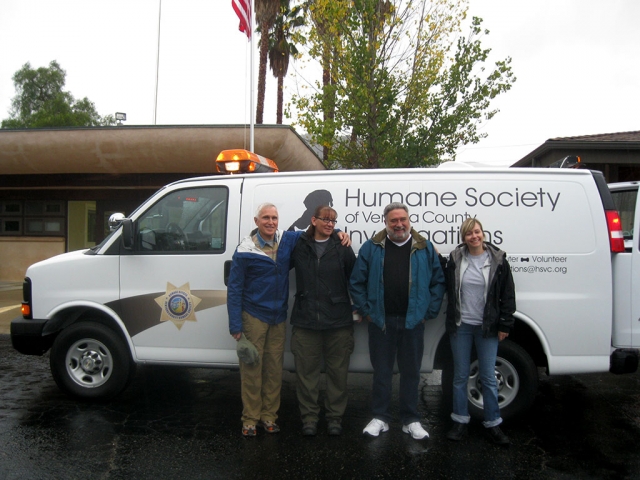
[449,322,502,428]
[368,316,424,425]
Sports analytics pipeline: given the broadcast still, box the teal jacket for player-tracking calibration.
[349,228,446,330]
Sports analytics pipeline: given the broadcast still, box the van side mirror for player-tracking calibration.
[108,212,126,231]
[121,219,134,250]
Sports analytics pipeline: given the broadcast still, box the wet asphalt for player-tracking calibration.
[2,332,640,480]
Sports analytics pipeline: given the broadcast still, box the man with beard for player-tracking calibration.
[349,202,445,440]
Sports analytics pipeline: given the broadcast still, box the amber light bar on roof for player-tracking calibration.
[548,155,582,169]
[216,149,279,174]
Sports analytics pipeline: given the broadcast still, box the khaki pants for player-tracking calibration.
[291,325,354,423]
[239,311,286,426]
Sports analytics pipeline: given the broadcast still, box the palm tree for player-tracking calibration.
[269,1,304,124]
[255,0,280,124]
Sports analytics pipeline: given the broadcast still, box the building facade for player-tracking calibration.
[0,125,324,281]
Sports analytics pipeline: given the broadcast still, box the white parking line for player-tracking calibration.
[0,305,20,314]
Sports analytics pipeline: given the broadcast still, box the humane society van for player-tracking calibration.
[11,151,639,420]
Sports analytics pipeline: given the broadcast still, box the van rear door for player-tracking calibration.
[610,182,640,347]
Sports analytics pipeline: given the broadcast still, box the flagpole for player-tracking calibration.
[249,0,255,152]
[154,0,162,125]
[232,0,254,151]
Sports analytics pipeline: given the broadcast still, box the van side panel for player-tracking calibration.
[29,251,120,326]
[241,169,613,374]
[631,191,640,347]
[613,255,633,346]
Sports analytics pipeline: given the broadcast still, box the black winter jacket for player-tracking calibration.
[445,242,516,337]
[290,232,357,330]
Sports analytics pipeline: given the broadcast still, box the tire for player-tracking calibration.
[50,322,135,400]
[441,340,538,421]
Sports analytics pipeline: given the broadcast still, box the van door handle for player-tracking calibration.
[224,260,232,286]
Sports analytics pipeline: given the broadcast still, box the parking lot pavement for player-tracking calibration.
[3,332,640,479]
[0,282,21,335]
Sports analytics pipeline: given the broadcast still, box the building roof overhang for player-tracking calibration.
[512,131,640,167]
[0,124,325,175]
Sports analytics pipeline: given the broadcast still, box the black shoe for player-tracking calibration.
[486,426,510,445]
[327,420,343,436]
[302,421,317,436]
[446,422,467,441]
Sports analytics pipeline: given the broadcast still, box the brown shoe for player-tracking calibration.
[258,420,280,433]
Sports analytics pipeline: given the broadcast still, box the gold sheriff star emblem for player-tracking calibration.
[155,282,202,330]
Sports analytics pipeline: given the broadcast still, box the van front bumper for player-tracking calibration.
[10,317,54,355]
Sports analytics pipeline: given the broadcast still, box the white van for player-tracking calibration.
[609,181,640,354]
[11,153,638,420]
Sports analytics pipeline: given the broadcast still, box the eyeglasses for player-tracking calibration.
[316,217,337,224]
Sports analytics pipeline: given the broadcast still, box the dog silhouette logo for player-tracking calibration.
[287,190,334,231]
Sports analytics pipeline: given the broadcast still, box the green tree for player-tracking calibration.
[290,0,515,168]
[304,0,350,160]
[269,0,304,124]
[1,60,115,129]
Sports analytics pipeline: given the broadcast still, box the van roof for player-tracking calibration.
[167,166,597,188]
[436,160,501,169]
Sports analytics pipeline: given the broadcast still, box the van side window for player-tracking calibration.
[135,187,228,253]
[611,189,637,248]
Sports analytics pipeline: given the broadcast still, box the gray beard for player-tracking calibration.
[387,229,409,242]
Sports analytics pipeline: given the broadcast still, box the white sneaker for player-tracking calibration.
[402,421,429,440]
[363,418,389,437]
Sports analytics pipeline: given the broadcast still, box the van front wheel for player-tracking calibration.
[441,340,538,421]
[50,322,135,400]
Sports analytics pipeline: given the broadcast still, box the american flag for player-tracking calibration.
[232,0,252,40]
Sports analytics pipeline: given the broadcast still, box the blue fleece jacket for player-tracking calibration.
[227,229,302,334]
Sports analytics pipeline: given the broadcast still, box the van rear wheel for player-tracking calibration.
[50,322,135,400]
[441,340,538,421]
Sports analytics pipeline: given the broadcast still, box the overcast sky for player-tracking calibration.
[1,0,639,166]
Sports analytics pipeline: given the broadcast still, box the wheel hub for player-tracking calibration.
[65,337,113,388]
[495,370,505,390]
[80,351,104,373]
[467,356,519,410]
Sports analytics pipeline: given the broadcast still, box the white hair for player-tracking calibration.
[255,202,277,218]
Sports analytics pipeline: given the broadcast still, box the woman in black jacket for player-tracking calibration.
[290,205,356,436]
[445,217,516,445]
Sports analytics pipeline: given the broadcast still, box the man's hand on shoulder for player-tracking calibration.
[337,231,351,247]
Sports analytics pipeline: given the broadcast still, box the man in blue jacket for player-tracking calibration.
[228,202,349,437]
[350,202,445,440]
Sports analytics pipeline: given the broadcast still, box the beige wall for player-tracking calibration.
[0,237,65,282]
[68,201,96,251]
